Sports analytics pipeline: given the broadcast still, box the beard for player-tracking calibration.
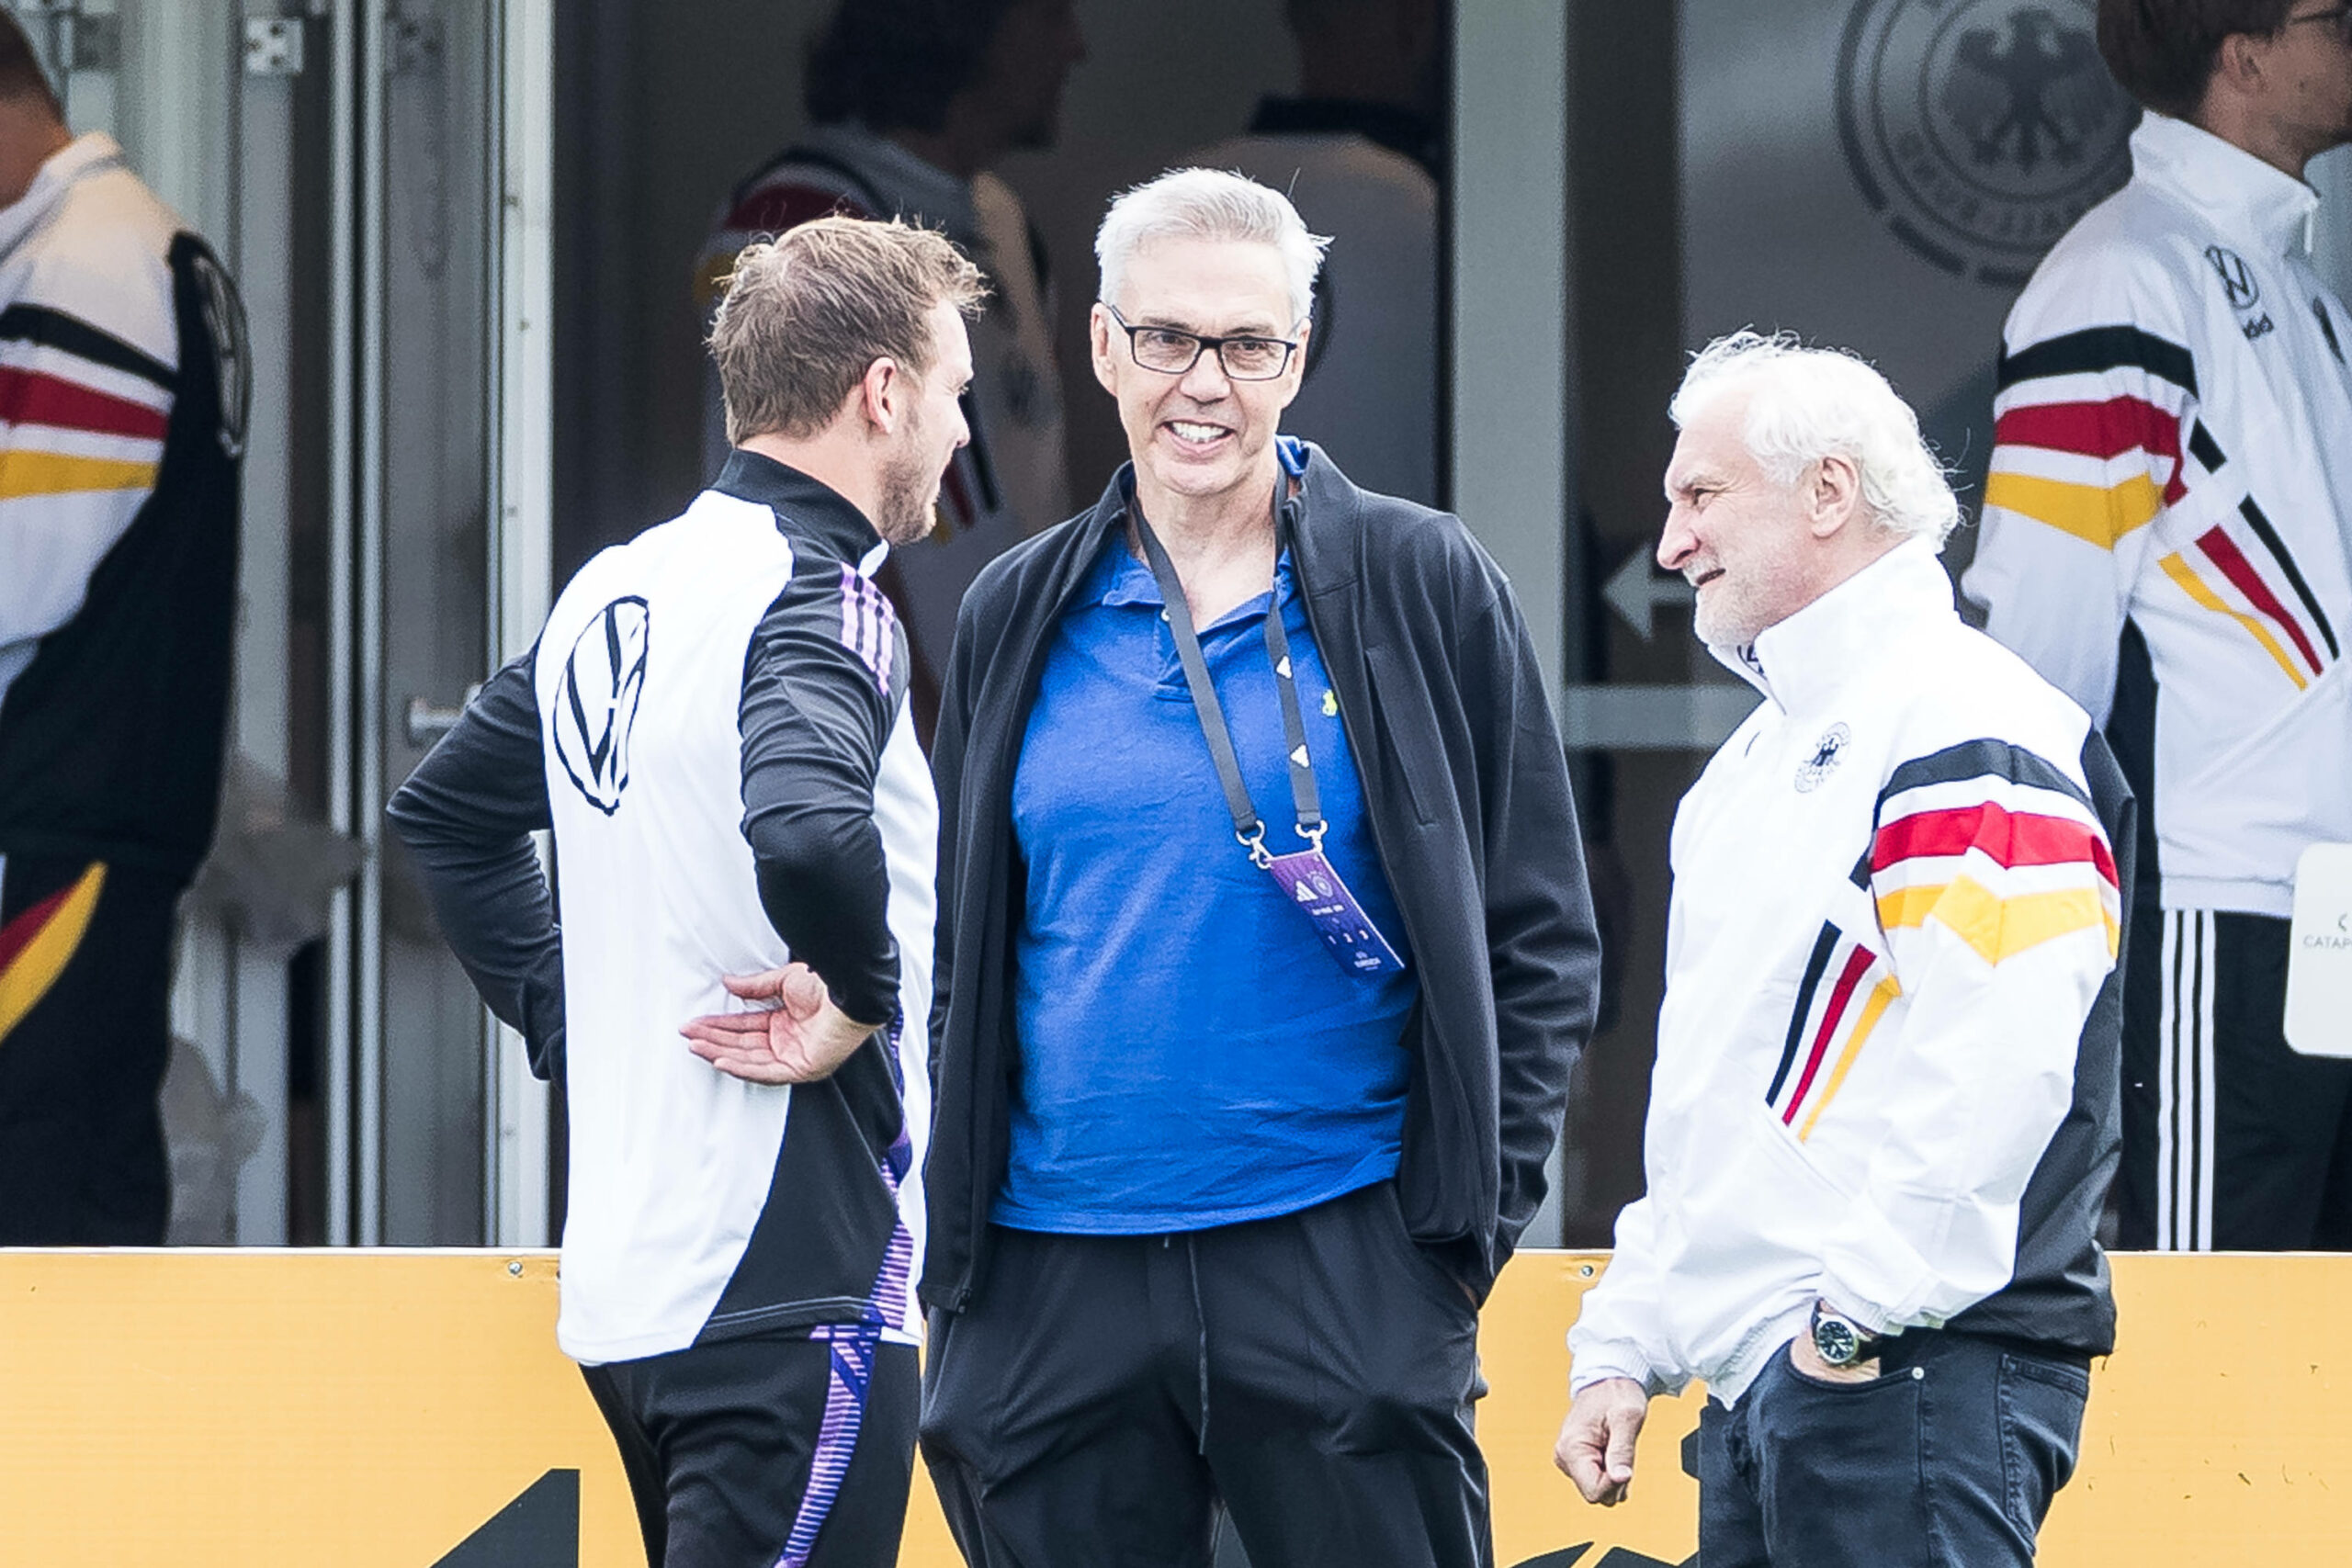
[1690,543,1819,649]
[1692,579,1763,648]
[875,435,942,547]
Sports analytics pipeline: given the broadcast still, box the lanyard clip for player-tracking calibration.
[1237,820,1272,869]
[1296,818,1327,853]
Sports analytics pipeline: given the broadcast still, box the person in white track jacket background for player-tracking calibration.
[1556,333,2132,1568]
[0,18,245,1246]
[1964,0,2352,1253]
[695,0,1083,748]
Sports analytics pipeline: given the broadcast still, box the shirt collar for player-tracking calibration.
[2132,112,2319,260]
[1086,535,1296,627]
[1711,538,1955,716]
[0,133,125,258]
[714,448,888,573]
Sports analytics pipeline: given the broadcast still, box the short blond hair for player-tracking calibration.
[709,216,987,445]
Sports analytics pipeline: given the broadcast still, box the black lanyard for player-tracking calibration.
[1128,477,1323,868]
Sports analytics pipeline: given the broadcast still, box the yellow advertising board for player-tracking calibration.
[1,1250,2346,1565]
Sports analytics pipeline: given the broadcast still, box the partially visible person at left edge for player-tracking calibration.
[916,168,1600,1568]
[0,17,246,1244]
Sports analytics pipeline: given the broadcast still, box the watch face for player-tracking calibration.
[1814,1317,1861,1367]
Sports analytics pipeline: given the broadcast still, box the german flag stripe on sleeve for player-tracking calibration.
[1871,800,2119,888]
[1782,943,1874,1125]
[1873,739,2093,817]
[0,304,172,391]
[2236,497,2338,660]
[1980,468,2165,550]
[2187,421,2225,472]
[0,364,169,440]
[0,862,106,1047]
[1993,395,2183,476]
[1800,976,1900,1143]
[1767,923,1841,1107]
[2159,551,2309,689]
[1868,739,2119,964]
[2196,523,2327,677]
[1765,922,1901,1137]
[0,451,159,500]
[1996,324,2197,397]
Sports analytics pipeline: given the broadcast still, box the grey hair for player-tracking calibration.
[1670,330,1962,546]
[1094,167,1330,324]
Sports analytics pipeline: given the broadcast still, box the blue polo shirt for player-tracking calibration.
[995,538,1419,1234]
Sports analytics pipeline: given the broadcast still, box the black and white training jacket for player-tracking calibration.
[389,450,935,1361]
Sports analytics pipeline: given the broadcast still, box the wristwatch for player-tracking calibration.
[1810,1299,1884,1369]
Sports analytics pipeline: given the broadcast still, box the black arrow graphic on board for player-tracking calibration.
[430,1469,578,1568]
[1507,1544,1692,1568]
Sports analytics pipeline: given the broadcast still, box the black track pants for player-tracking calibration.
[2118,909,2352,1249]
[0,852,175,1244]
[582,1331,918,1568]
[918,1181,1492,1568]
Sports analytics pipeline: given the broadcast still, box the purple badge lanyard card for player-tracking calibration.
[1130,477,1407,978]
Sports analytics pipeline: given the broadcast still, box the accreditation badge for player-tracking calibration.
[2286,842,2352,1058]
[1266,848,1407,976]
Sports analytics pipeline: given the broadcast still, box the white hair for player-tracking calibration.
[1094,167,1330,325]
[1670,331,1961,545]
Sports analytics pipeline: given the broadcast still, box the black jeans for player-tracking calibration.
[919,1181,1492,1568]
[1698,1331,2087,1568]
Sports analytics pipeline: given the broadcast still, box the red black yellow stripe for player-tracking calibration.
[1992,395,2187,505]
[0,365,168,440]
[0,863,106,1046]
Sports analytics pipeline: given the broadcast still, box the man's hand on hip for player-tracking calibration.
[681,964,877,1085]
[1554,1376,1650,1506]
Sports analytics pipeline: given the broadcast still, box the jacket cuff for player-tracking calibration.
[1817,1199,1941,1335]
[1566,1335,1675,1399]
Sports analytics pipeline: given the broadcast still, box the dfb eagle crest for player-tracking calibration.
[1838,0,2134,287]
[1939,8,2117,175]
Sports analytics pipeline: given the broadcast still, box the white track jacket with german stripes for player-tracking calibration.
[1569,544,2120,1405]
[1963,113,2352,919]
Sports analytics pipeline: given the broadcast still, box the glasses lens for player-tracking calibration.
[1218,339,1289,379]
[1131,328,1201,373]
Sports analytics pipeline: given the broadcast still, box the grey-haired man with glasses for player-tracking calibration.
[914,167,1601,1567]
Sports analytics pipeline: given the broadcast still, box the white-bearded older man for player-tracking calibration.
[1556,333,2132,1568]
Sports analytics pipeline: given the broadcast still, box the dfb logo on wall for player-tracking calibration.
[1838,0,2135,288]
[555,596,649,816]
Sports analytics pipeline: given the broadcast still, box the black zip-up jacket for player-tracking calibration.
[922,443,1602,1312]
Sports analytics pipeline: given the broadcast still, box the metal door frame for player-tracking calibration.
[332,0,552,1247]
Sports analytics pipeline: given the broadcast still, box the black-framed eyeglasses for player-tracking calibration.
[1104,304,1301,381]
[2286,3,2352,42]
